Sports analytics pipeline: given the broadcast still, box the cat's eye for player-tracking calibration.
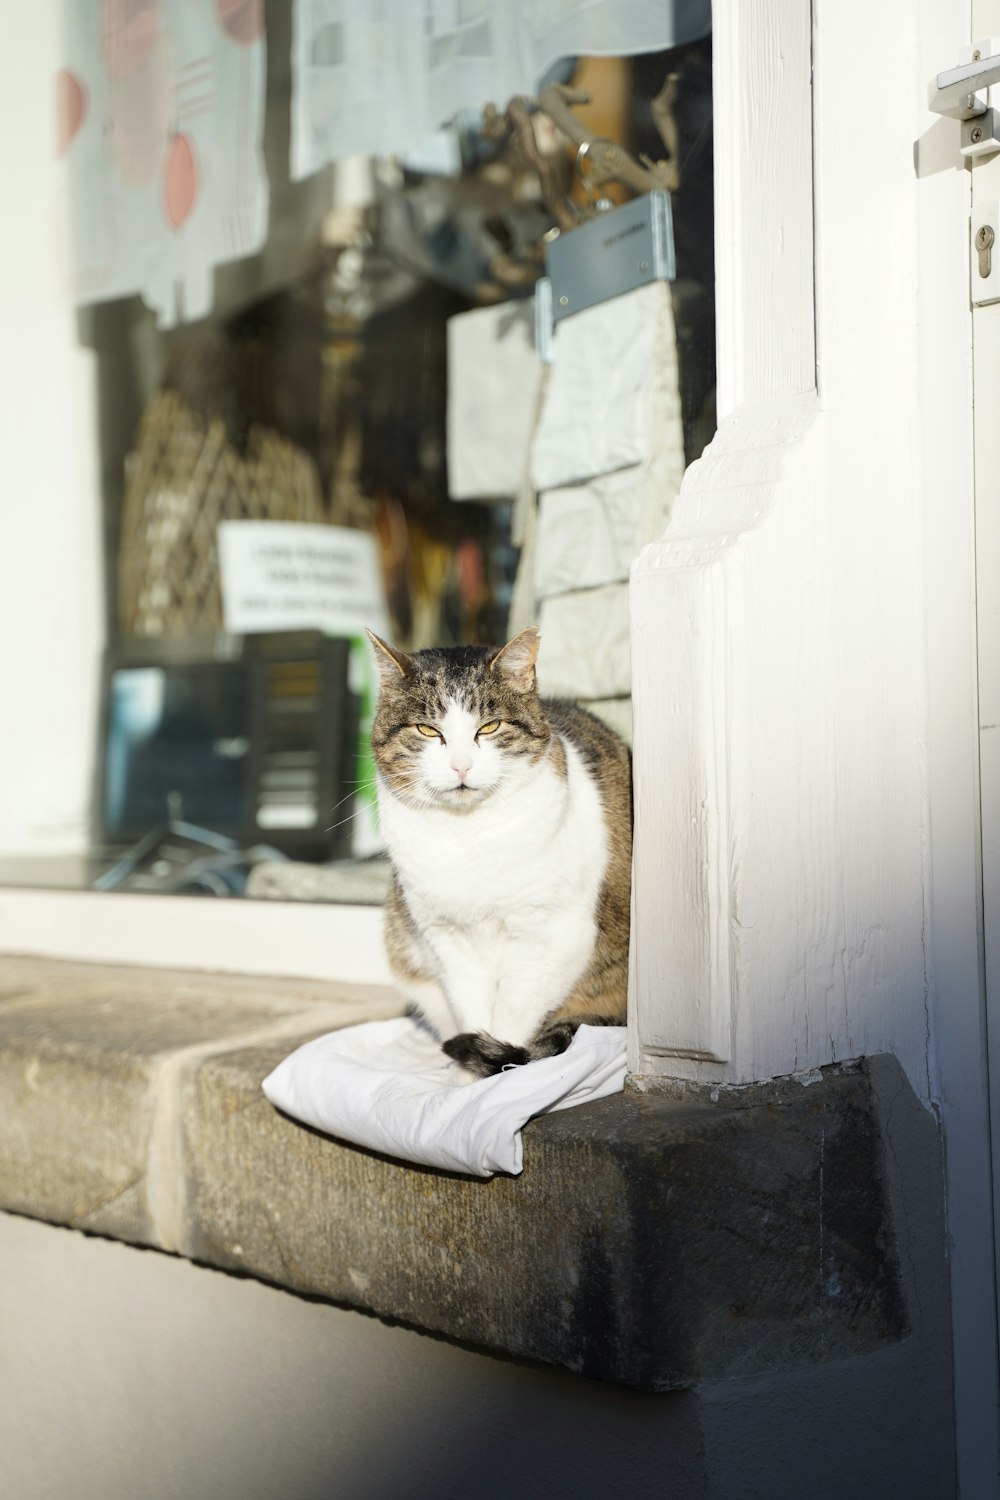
[477,721,501,736]
[415,724,441,738]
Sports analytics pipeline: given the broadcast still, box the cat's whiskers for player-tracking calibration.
[391,780,439,812]
[323,804,374,835]
[326,778,380,818]
[324,787,398,833]
[328,771,434,827]
[323,772,427,833]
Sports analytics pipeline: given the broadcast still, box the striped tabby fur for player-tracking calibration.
[368,627,632,1080]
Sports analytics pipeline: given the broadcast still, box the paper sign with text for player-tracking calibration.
[218,522,389,637]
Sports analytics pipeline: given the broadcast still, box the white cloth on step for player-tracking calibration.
[262,1016,627,1177]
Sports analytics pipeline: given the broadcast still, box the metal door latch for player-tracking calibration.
[977,224,995,277]
[930,38,1000,156]
[972,205,1000,306]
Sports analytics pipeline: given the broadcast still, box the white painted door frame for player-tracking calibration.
[630,0,933,1088]
[628,0,998,1491]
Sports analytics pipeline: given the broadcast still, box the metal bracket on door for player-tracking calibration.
[930,38,1000,157]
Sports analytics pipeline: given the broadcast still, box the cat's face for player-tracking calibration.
[368,629,549,811]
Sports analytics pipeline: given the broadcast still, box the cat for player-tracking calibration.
[367,625,632,1079]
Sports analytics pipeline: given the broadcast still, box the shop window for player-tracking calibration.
[0,9,714,903]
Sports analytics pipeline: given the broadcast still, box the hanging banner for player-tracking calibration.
[56,0,269,326]
[289,0,711,182]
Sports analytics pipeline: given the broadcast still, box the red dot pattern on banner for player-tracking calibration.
[215,0,264,46]
[55,69,87,157]
[164,133,198,229]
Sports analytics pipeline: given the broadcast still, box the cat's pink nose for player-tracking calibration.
[451,756,472,783]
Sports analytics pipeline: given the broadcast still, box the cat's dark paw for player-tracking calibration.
[529,1020,578,1059]
[529,1012,623,1060]
[442,1032,530,1078]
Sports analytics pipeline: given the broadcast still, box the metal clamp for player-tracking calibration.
[929,40,1000,157]
[929,53,1000,120]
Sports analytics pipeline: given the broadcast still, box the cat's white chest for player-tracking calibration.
[378,738,608,1039]
[380,742,603,918]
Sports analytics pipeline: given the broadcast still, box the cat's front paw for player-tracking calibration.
[442,1031,530,1079]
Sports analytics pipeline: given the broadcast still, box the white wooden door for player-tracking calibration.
[971,6,1000,1378]
[959,8,1000,1491]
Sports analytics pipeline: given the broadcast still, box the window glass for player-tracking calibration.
[0,17,713,902]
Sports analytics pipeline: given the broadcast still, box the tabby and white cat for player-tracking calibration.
[367,626,632,1079]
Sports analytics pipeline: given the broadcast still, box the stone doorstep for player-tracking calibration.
[0,956,912,1390]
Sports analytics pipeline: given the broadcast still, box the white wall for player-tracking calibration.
[0,4,103,855]
[0,1211,955,1500]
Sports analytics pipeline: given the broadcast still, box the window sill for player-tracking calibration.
[0,886,391,985]
[0,955,921,1389]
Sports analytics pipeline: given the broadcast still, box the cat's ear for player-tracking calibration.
[490,627,540,694]
[366,630,412,685]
